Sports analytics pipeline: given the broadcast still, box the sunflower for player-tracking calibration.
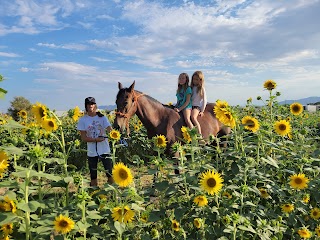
[1,223,13,236]
[18,110,27,119]
[281,203,294,213]
[171,220,180,232]
[123,206,135,223]
[297,228,311,239]
[181,126,188,133]
[182,131,192,143]
[153,135,167,148]
[2,196,16,213]
[289,173,309,190]
[0,151,9,174]
[112,206,123,222]
[109,129,121,141]
[112,162,133,187]
[222,191,232,199]
[274,120,291,136]
[302,194,310,204]
[214,103,236,129]
[290,102,303,116]
[53,214,75,234]
[199,170,223,195]
[42,117,58,132]
[315,225,320,237]
[193,218,202,229]
[134,124,141,132]
[241,116,260,133]
[310,207,320,220]
[259,188,269,198]
[72,106,81,122]
[193,195,208,207]
[31,102,47,124]
[263,79,276,90]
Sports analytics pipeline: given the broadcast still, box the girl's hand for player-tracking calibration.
[199,112,204,116]
[174,108,180,113]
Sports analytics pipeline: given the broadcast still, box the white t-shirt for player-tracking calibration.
[77,114,111,157]
[192,87,207,112]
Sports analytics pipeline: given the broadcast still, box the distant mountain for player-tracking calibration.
[99,105,116,111]
[279,96,320,105]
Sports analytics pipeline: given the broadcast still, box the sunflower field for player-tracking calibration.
[0,80,320,240]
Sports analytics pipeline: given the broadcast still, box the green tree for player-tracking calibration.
[7,96,32,120]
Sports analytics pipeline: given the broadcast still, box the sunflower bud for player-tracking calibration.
[151,228,159,239]
[74,139,81,147]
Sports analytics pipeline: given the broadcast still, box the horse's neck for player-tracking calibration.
[135,96,166,129]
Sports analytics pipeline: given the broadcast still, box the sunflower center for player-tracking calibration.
[293,106,299,112]
[294,178,303,184]
[207,178,217,187]
[279,124,286,130]
[59,220,68,228]
[39,109,45,118]
[225,113,231,120]
[119,169,128,179]
[247,120,254,127]
[49,121,54,127]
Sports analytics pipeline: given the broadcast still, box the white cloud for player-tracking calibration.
[37,42,88,51]
[0,52,20,57]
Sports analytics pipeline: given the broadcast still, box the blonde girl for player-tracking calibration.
[174,73,193,129]
[191,71,207,137]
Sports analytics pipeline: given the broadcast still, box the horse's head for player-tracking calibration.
[114,81,137,134]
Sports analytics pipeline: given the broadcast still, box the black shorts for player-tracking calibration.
[87,154,113,180]
[192,106,201,111]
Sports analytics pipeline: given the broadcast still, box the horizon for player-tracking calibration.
[1,0,320,112]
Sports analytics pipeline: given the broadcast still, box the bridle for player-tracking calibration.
[115,91,145,118]
[114,91,145,134]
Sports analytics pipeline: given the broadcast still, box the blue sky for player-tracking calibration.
[1,0,319,112]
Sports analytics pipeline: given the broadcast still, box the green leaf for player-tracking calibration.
[0,212,18,225]
[148,210,163,222]
[37,172,61,181]
[114,221,125,235]
[3,119,27,129]
[238,225,257,234]
[260,156,279,168]
[0,87,7,94]
[12,168,39,179]
[0,145,24,155]
[64,176,74,184]
[17,201,41,212]
[231,161,240,174]
[131,203,145,211]
[40,157,65,165]
[87,210,103,220]
[0,180,19,188]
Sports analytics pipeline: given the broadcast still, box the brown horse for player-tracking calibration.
[114,81,230,149]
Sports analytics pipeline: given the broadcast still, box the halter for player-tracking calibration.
[115,91,145,119]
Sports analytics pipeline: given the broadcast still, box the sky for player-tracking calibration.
[1,0,320,113]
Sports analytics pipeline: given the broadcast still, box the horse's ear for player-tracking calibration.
[128,81,135,92]
[118,82,123,90]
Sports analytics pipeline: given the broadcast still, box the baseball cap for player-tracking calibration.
[85,97,96,104]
